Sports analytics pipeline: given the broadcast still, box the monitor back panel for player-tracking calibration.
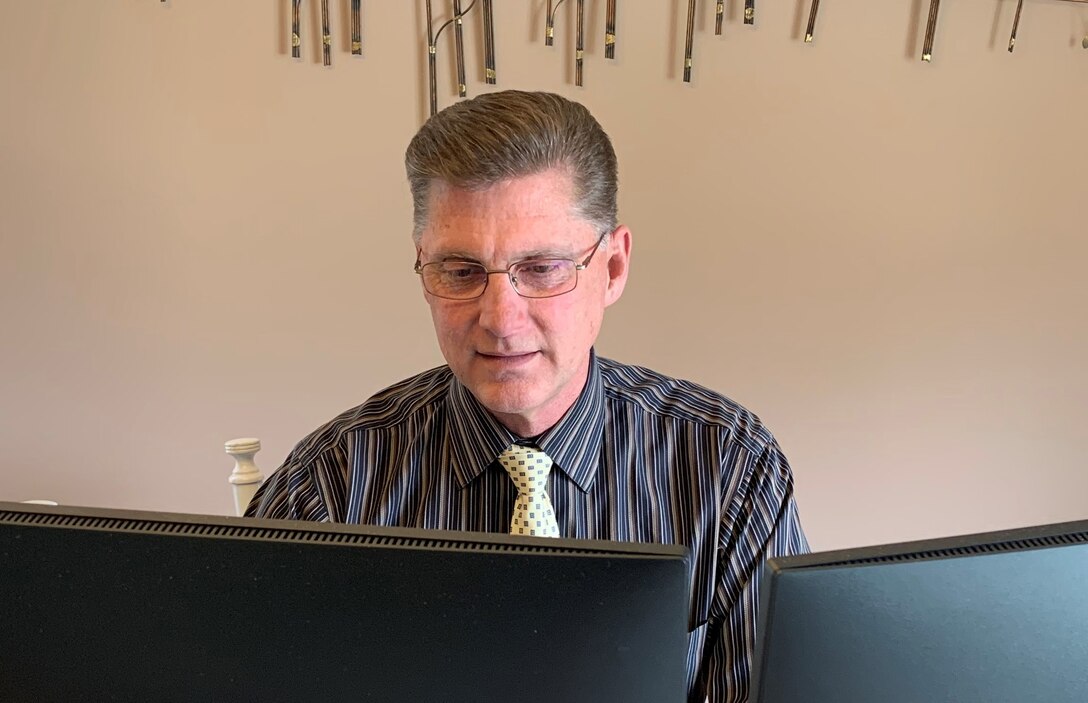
[0,510,690,703]
[753,540,1088,702]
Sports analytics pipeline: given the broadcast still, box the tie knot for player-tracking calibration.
[497,444,553,496]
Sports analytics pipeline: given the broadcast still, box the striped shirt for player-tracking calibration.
[247,352,808,703]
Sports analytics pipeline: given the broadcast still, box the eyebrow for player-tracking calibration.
[426,247,575,264]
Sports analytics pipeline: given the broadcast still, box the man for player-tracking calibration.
[247,90,808,702]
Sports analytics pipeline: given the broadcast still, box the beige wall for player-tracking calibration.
[1,0,1085,551]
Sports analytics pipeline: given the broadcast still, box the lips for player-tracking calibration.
[476,350,539,364]
[478,351,536,359]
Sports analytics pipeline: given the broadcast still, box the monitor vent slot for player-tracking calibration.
[820,530,1088,568]
[0,509,609,556]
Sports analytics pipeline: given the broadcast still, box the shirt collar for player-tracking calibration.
[446,350,606,493]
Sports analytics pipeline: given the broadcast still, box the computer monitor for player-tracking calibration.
[750,518,1088,703]
[0,501,691,702]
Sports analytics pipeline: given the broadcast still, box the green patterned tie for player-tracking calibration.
[498,444,560,538]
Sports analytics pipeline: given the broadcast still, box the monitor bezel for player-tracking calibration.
[0,500,691,560]
[765,517,1088,572]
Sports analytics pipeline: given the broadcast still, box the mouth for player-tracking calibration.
[477,351,538,363]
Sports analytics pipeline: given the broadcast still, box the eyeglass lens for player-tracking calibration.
[421,259,578,299]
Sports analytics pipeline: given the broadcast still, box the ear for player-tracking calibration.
[603,225,632,308]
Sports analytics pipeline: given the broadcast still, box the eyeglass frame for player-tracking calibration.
[413,230,611,300]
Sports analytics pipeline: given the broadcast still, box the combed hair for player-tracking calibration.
[405,90,618,243]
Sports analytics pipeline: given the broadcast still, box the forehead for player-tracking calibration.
[422,170,593,256]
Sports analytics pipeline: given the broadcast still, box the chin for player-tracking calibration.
[472,382,543,417]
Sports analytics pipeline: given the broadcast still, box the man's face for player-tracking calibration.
[416,169,630,437]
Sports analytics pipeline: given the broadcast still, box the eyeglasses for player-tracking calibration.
[414,232,608,300]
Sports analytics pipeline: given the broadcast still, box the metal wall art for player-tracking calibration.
[220,1,1088,107]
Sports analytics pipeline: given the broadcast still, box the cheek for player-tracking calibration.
[571,267,610,312]
[539,296,602,344]
[429,302,473,344]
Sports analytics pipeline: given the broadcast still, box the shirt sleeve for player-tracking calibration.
[244,445,348,523]
[701,437,809,703]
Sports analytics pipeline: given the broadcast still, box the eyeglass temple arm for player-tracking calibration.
[576,231,610,269]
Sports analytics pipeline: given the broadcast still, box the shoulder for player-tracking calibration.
[597,356,775,453]
[247,366,453,521]
[287,365,454,466]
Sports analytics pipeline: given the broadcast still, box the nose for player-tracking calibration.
[477,271,527,337]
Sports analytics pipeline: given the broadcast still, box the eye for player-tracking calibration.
[442,263,481,280]
[518,260,564,276]
[513,260,573,291]
[426,262,485,292]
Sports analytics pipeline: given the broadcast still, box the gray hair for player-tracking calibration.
[405,90,618,244]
